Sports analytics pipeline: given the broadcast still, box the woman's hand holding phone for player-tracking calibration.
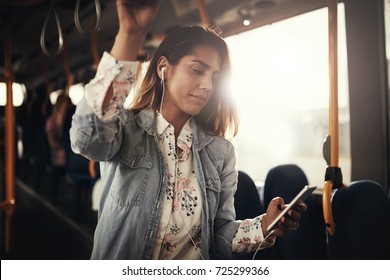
[262,185,315,237]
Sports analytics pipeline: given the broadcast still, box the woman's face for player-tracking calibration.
[163,44,222,117]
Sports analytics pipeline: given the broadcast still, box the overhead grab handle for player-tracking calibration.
[40,0,63,56]
[74,0,102,35]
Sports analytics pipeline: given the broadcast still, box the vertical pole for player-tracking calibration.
[90,33,100,66]
[4,19,16,255]
[196,0,210,25]
[323,0,338,236]
[61,35,73,96]
[328,0,339,168]
[43,56,52,97]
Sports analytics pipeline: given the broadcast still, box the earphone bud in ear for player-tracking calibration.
[160,67,166,88]
[160,67,167,114]
[161,66,166,81]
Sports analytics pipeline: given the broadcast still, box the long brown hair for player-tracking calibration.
[131,26,238,137]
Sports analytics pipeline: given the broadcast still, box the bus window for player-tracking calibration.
[225,3,350,188]
[385,0,390,128]
[0,83,26,107]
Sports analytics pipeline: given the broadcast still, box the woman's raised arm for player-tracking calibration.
[110,0,160,60]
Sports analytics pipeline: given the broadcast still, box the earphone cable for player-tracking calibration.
[178,206,205,260]
[159,77,165,116]
[252,229,276,260]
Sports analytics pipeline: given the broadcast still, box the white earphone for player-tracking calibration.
[161,66,166,81]
[160,67,166,88]
[160,66,167,114]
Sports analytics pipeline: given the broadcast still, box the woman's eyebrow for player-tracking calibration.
[191,59,210,68]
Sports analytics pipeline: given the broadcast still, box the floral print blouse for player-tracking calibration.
[84,52,275,259]
[151,114,202,259]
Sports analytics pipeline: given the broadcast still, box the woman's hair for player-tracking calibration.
[131,25,238,137]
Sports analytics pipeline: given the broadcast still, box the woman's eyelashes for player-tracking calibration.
[191,67,220,84]
[192,67,204,75]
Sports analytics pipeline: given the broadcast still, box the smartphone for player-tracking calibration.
[266,185,317,232]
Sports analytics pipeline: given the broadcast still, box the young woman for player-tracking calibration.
[70,0,307,260]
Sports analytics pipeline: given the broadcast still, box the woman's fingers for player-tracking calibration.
[111,0,160,60]
[295,201,308,213]
[280,202,307,231]
[262,197,284,236]
[117,0,160,34]
[281,211,300,230]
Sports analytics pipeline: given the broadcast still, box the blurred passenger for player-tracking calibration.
[63,103,94,219]
[45,94,70,203]
[22,89,50,189]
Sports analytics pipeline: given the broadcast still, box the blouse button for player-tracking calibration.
[208,218,212,223]
[111,67,120,76]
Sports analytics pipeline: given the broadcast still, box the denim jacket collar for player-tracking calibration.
[135,109,214,151]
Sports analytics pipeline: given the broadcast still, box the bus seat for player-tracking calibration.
[230,171,263,260]
[263,164,309,210]
[234,171,262,220]
[260,164,327,259]
[329,180,390,259]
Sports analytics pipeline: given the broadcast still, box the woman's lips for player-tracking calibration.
[190,94,207,103]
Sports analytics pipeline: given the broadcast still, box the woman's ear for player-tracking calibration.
[157,56,169,80]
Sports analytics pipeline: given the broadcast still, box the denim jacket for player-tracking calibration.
[70,97,240,259]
